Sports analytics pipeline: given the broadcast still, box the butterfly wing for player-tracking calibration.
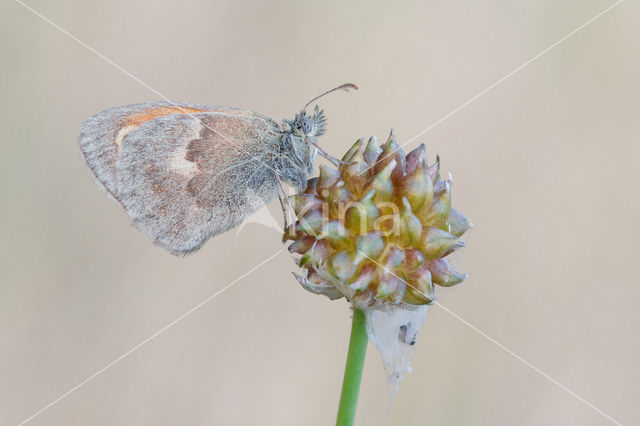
[79,102,282,255]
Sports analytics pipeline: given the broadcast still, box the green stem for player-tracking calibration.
[336,309,368,426]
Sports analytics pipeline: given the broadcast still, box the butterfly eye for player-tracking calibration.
[300,117,314,135]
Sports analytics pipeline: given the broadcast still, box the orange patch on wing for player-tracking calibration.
[124,106,206,127]
[113,106,206,148]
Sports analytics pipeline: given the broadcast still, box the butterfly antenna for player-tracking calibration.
[304,83,358,111]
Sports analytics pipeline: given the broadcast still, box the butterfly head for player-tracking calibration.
[277,110,322,189]
[275,83,357,189]
[292,106,327,140]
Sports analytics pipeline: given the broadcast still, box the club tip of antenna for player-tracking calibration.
[303,82,359,110]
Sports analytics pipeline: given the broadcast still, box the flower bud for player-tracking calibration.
[421,227,465,259]
[327,251,358,281]
[404,266,434,304]
[345,190,380,234]
[428,258,468,287]
[447,208,473,237]
[317,164,340,191]
[427,155,440,183]
[397,152,433,212]
[285,130,470,306]
[418,180,451,229]
[376,129,405,181]
[365,159,396,203]
[363,136,382,166]
[405,144,427,175]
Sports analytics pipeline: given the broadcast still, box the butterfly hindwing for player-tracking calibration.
[79,102,282,254]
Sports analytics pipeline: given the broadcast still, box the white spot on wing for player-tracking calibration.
[171,149,199,178]
[114,125,137,148]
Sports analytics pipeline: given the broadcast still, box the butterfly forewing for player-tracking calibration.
[79,102,282,254]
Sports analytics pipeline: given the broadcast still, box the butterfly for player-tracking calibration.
[79,83,357,255]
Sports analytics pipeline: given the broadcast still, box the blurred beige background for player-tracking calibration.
[1,0,638,425]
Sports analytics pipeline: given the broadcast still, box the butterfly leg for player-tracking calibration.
[277,180,295,231]
[310,141,355,167]
[277,192,289,231]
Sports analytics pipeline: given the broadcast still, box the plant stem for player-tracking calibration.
[336,308,368,426]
